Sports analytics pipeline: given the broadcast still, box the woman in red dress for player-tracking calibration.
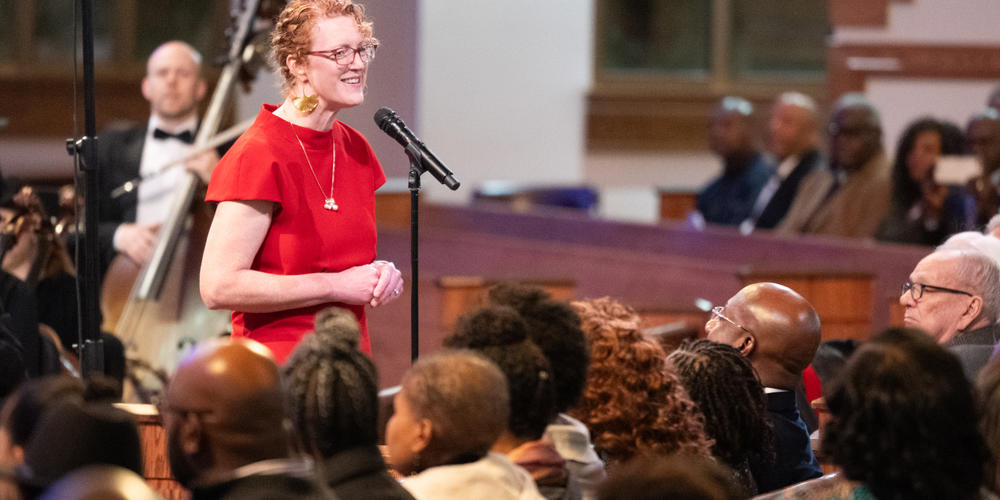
[200,0,403,363]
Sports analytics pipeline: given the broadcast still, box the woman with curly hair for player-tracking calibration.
[668,339,774,496]
[568,297,712,467]
[759,327,989,500]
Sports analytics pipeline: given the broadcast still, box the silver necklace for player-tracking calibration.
[291,129,338,211]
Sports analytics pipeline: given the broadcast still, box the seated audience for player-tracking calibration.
[977,354,1000,495]
[900,248,1000,379]
[778,93,891,238]
[877,117,974,245]
[162,337,331,500]
[385,350,545,500]
[694,96,773,227]
[965,109,1000,225]
[596,454,743,500]
[758,328,988,500]
[283,307,414,500]
[705,282,822,492]
[743,92,825,232]
[38,465,162,500]
[568,297,711,467]
[668,339,775,496]
[14,399,143,499]
[444,306,572,500]
[487,283,605,500]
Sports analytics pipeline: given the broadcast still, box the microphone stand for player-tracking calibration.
[405,146,421,363]
[64,0,103,376]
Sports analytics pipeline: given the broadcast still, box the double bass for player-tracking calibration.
[102,0,282,401]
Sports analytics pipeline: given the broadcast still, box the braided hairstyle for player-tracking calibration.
[444,304,557,440]
[667,339,774,469]
[487,283,589,413]
[283,307,379,458]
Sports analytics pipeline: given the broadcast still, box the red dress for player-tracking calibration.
[206,104,386,362]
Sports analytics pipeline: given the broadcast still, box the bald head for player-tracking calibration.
[706,282,821,389]
[769,92,819,159]
[142,40,205,125]
[164,338,289,485]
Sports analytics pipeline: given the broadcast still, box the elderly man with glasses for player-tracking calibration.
[901,248,1000,379]
[704,282,823,494]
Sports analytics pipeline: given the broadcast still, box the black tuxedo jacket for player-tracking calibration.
[755,149,824,230]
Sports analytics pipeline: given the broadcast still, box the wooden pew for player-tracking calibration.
[658,188,698,221]
[368,203,929,387]
[436,276,576,333]
[117,404,189,500]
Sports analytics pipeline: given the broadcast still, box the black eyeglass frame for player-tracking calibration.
[900,281,973,301]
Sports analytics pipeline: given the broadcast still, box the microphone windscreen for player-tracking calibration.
[373,107,397,129]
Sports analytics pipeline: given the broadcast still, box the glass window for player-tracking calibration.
[0,1,12,61]
[34,0,113,62]
[730,0,829,78]
[597,0,712,77]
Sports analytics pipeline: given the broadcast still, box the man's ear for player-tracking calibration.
[413,418,433,454]
[141,77,152,102]
[738,334,756,357]
[179,414,205,456]
[958,295,984,331]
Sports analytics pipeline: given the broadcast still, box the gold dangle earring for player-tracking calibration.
[292,83,318,115]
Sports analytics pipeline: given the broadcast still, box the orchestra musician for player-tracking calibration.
[200,0,404,363]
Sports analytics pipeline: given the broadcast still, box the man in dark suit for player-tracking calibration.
[900,246,1000,380]
[741,92,826,232]
[96,41,218,275]
[705,282,823,493]
[162,337,334,499]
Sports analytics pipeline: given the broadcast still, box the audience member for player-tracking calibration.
[487,283,605,500]
[444,306,571,500]
[705,282,822,492]
[977,354,1000,495]
[385,350,545,500]
[695,96,772,226]
[986,213,1000,238]
[668,339,775,496]
[283,307,414,500]
[966,109,1000,225]
[596,454,743,500]
[568,297,711,467]
[162,337,331,500]
[759,328,988,500]
[14,399,143,499]
[778,93,891,238]
[38,465,162,500]
[900,248,1000,379]
[742,92,826,232]
[877,117,975,245]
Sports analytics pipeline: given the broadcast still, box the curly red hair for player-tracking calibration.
[568,297,712,466]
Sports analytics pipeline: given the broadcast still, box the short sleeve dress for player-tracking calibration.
[206,104,386,362]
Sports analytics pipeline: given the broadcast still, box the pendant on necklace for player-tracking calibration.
[324,198,339,211]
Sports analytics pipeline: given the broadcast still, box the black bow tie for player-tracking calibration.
[152,128,195,144]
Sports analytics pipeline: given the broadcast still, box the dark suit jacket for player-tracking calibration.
[697,152,773,226]
[754,149,823,230]
[322,446,415,500]
[191,473,336,500]
[749,390,823,494]
[95,124,146,275]
[94,123,234,276]
[946,324,999,381]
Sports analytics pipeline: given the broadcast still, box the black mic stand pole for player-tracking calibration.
[67,0,104,376]
[406,146,421,363]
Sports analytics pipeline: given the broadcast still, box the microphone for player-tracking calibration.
[374,107,460,190]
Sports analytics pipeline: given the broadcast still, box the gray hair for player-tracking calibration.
[833,92,881,129]
[986,214,1000,237]
[777,91,817,113]
[720,96,753,117]
[951,250,1000,324]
